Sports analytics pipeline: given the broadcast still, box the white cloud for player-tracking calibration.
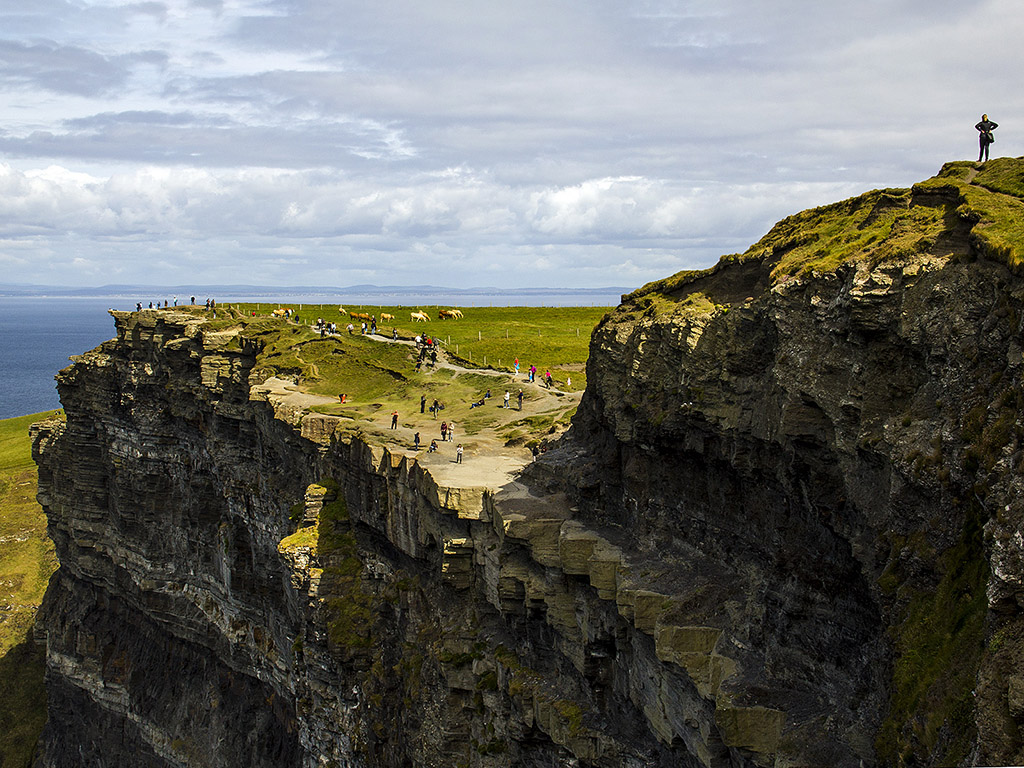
[0,0,1020,289]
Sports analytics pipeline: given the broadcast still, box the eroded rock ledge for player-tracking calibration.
[33,309,789,768]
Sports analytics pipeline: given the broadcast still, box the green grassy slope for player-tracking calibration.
[0,411,59,768]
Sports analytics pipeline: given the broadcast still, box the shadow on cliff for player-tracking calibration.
[0,625,46,768]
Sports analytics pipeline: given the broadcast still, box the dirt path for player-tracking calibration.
[254,331,582,492]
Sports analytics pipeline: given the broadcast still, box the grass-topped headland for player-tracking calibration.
[164,304,609,447]
[625,157,1024,309]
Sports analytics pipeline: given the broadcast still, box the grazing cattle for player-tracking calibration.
[349,311,372,321]
[380,313,395,322]
[438,308,463,320]
[410,311,430,323]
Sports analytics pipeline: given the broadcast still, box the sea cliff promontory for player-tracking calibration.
[31,158,1024,767]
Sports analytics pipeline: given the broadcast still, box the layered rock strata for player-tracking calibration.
[32,161,1024,767]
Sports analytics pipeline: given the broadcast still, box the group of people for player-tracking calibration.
[135,296,210,312]
[410,421,462,463]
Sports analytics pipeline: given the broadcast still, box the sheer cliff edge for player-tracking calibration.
[32,158,1024,767]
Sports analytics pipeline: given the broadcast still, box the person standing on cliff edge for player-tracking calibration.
[977,114,998,162]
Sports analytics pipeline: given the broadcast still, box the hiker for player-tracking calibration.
[428,439,438,453]
[977,114,998,162]
[504,391,510,409]
[432,399,440,418]
[441,421,448,441]
[544,371,553,388]
[391,411,399,429]
[447,422,454,442]
[392,328,398,340]
[421,394,426,413]
[529,365,536,382]
[517,389,523,410]
[414,432,420,450]
[456,444,464,463]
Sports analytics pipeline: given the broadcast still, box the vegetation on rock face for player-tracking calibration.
[876,505,988,766]
[0,411,60,768]
[626,157,1024,306]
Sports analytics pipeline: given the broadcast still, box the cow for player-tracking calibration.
[438,309,463,320]
[410,311,430,323]
[380,313,395,322]
[349,311,372,321]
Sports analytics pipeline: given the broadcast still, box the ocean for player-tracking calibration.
[0,292,623,420]
[0,297,132,420]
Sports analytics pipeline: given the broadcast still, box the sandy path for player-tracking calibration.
[254,330,581,491]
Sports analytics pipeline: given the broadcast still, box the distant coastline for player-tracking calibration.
[0,283,633,304]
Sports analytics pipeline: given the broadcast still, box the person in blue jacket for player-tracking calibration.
[976,114,998,162]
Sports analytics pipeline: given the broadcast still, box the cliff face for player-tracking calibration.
[32,159,1024,767]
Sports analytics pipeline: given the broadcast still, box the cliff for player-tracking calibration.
[31,158,1024,767]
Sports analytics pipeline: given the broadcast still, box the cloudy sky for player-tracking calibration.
[0,0,1019,291]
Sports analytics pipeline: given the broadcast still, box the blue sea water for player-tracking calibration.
[1,292,622,420]
[0,297,132,420]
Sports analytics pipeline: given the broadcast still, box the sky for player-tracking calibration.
[0,0,1019,291]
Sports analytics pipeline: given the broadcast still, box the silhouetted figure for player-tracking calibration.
[977,114,998,162]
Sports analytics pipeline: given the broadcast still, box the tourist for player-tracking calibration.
[391,411,399,429]
[504,391,510,408]
[421,394,426,413]
[517,389,523,410]
[447,422,454,442]
[414,432,420,450]
[428,439,438,453]
[456,444,463,463]
[441,421,448,441]
[977,114,998,162]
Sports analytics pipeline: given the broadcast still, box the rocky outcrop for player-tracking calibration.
[32,159,1024,767]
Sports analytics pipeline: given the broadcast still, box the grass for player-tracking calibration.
[0,410,60,768]
[169,304,605,446]
[627,157,1024,304]
[209,304,606,390]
